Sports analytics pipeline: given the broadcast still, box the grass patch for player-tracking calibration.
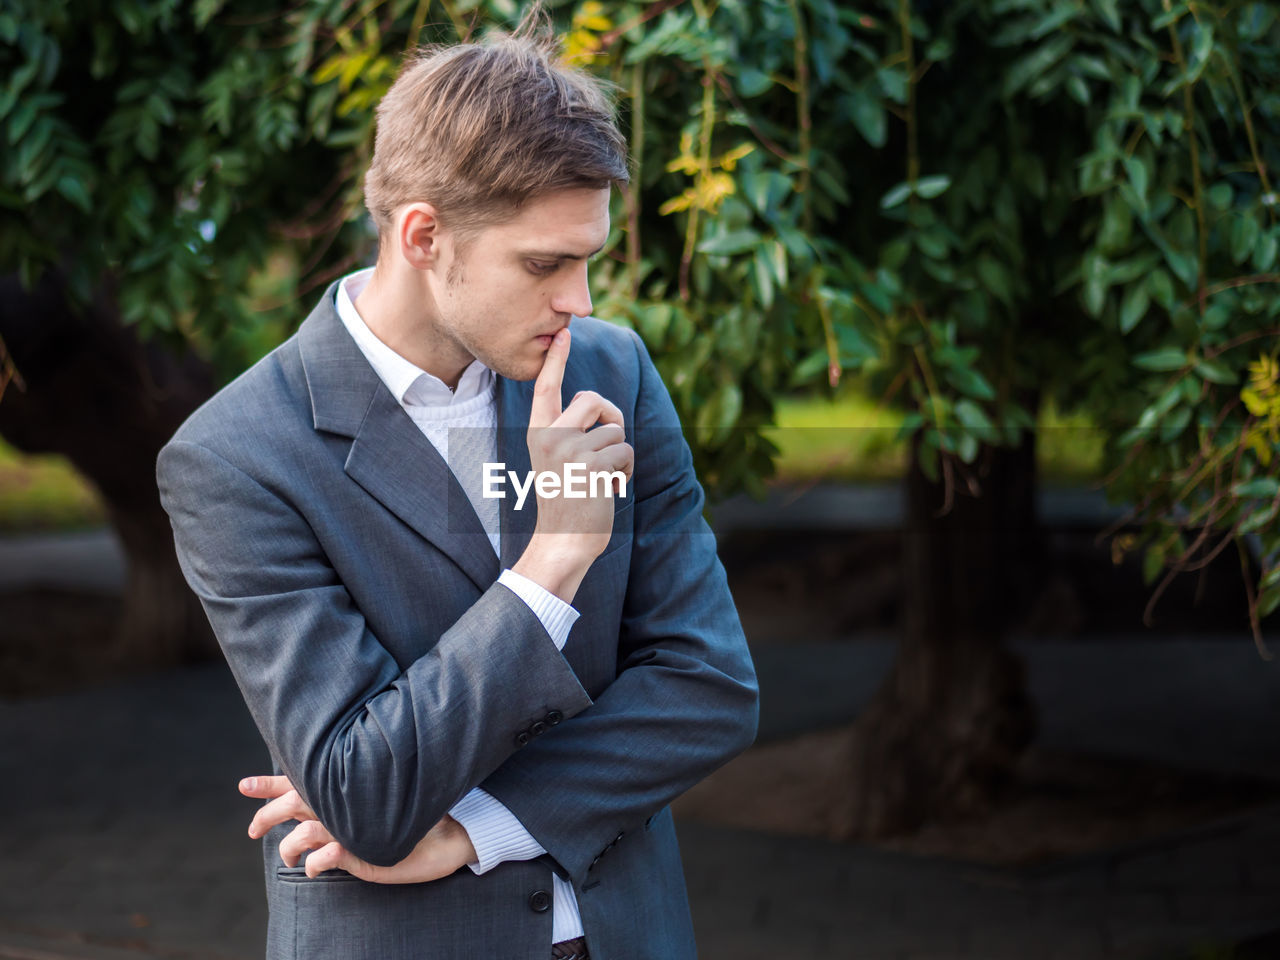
[767,390,1106,487]
[0,438,105,534]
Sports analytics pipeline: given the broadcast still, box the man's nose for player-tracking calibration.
[551,261,593,319]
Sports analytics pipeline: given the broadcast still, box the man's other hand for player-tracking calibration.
[239,775,478,883]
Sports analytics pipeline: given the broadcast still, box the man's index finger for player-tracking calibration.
[529,327,570,428]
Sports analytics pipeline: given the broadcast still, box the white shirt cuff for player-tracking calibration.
[497,568,579,651]
[449,787,546,875]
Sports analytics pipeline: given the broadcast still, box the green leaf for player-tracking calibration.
[1190,21,1214,72]
[945,365,997,401]
[882,237,910,270]
[751,251,774,309]
[1206,182,1233,210]
[916,230,948,259]
[1092,0,1121,32]
[1082,251,1108,317]
[1160,405,1191,443]
[55,174,91,213]
[1253,230,1279,272]
[6,99,37,144]
[976,256,1014,309]
[915,175,951,199]
[1066,74,1090,106]
[1147,269,1175,309]
[697,231,759,256]
[1098,197,1132,253]
[880,181,913,210]
[1240,506,1278,536]
[848,85,886,148]
[1231,214,1260,265]
[1152,5,1187,29]
[954,398,997,440]
[634,304,672,348]
[696,382,742,443]
[1259,584,1280,620]
[1232,477,1280,499]
[1133,346,1187,371]
[1123,154,1148,207]
[1003,35,1075,98]
[1202,303,1231,330]
[1119,283,1149,334]
[876,66,907,104]
[1194,358,1236,385]
[880,175,950,209]
[735,67,773,98]
[1163,248,1198,289]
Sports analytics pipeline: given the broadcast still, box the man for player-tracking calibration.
[156,16,758,960]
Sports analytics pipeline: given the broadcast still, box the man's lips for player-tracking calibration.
[535,325,568,347]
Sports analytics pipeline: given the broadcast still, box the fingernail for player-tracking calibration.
[555,329,567,344]
[241,777,256,792]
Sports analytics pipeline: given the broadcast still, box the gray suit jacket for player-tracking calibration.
[156,282,759,960]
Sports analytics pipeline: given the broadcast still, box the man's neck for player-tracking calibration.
[352,264,473,391]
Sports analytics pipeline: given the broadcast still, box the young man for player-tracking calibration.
[157,18,758,960]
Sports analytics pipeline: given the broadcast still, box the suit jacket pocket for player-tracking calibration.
[276,866,361,883]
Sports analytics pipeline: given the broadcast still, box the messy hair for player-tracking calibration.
[363,7,629,243]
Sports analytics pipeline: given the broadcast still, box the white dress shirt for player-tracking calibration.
[335,267,585,942]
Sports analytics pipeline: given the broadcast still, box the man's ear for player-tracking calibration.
[397,202,443,270]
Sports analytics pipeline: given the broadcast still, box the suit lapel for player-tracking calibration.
[298,282,500,594]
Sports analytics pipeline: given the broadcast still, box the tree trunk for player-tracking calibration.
[0,269,216,664]
[832,425,1043,840]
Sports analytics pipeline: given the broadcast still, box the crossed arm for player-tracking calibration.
[158,328,758,887]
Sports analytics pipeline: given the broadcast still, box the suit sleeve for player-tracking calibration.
[156,439,594,867]
[476,327,760,887]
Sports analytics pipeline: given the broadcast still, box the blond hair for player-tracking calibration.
[363,12,629,242]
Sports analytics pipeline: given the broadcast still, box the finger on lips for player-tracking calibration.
[530,328,569,427]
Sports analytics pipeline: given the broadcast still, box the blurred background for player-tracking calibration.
[2,1,1279,958]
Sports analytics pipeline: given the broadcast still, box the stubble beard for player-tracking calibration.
[440,254,533,382]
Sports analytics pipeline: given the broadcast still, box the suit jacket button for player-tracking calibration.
[530,720,547,737]
[514,731,531,748]
[528,889,551,913]
[546,710,563,725]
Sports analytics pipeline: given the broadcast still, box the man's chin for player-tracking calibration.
[488,357,542,382]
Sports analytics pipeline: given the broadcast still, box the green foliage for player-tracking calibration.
[2,0,1277,640]
[0,0,371,375]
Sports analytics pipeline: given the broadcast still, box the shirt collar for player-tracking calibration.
[334,266,493,408]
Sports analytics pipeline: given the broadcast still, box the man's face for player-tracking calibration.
[428,186,611,382]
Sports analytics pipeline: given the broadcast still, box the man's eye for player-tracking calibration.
[528,260,558,274]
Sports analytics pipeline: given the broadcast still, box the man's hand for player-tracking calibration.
[512,326,635,603]
[240,775,478,883]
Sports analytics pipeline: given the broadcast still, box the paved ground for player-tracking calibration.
[1,641,1278,960]
[2,521,1279,959]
